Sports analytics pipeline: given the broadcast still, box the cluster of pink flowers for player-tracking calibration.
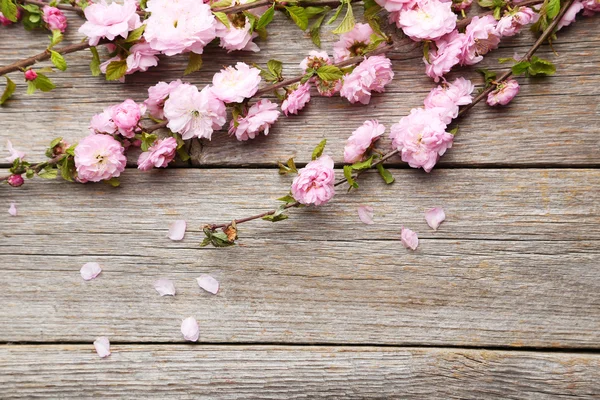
[344,120,385,163]
[333,23,384,62]
[90,99,146,138]
[137,137,178,171]
[74,134,127,183]
[390,78,474,172]
[291,155,336,206]
[100,41,160,80]
[78,0,142,46]
[229,100,280,141]
[340,55,395,104]
[282,83,311,116]
[216,0,266,53]
[300,51,341,97]
[42,6,67,32]
[487,79,520,106]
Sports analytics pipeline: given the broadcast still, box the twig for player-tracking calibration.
[456,0,545,30]
[20,0,84,15]
[0,41,94,76]
[1,155,64,183]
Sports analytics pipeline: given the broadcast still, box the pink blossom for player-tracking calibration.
[496,7,538,37]
[557,1,583,29]
[144,0,216,56]
[389,108,453,172]
[425,207,446,230]
[300,51,331,72]
[137,137,177,170]
[333,23,380,62]
[42,6,67,32]
[125,41,160,75]
[487,79,520,106]
[401,227,419,250]
[89,107,117,135]
[399,0,457,41]
[5,139,25,162]
[24,69,37,81]
[423,77,474,124]
[0,8,21,25]
[112,99,145,138]
[7,174,24,187]
[281,83,311,116]
[340,55,394,105]
[93,337,111,358]
[181,316,200,341]
[375,0,416,12]
[74,134,127,182]
[582,0,600,14]
[291,154,335,206]
[211,62,261,103]
[344,120,385,163]
[424,30,465,82]
[452,0,473,12]
[145,80,183,120]
[460,15,500,65]
[229,99,280,141]
[216,18,259,52]
[78,0,141,46]
[8,202,17,216]
[163,84,226,140]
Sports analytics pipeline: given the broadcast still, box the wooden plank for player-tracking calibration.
[1,169,598,345]
[0,345,599,398]
[1,16,599,166]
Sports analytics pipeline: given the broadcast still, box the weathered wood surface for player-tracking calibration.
[1,15,599,166]
[1,169,599,346]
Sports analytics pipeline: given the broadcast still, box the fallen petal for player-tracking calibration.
[401,227,419,250]
[168,220,186,241]
[197,275,219,295]
[8,202,17,217]
[154,279,176,296]
[93,337,111,358]
[80,262,102,280]
[181,316,199,342]
[425,207,446,231]
[357,205,374,225]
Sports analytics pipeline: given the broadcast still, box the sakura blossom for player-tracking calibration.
[291,154,336,206]
[78,0,141,46]
[344,120,385,163]
[80,262,102,281]
[42,6,67,33]
[495,7,538,37]
[557,1,584,29]
[300,51,332,73]
[281,83,311,116]
[8,202,17,216]
[425,207,446,230]
[154,279,176,296]
[452,0,473,12]
[582,0,600,14]
[7,175,24,187]
[423,77,474,124]
[93,337,111,358]
[181,316,200,342]
[197,275,219,295]
[340,55,394,105]
[375,0,416,13]
[137,137,178,171]
[229,99,280,141]
[211,62,261,103]
[144,80,183,120]
[399,0,457,41]
[111,99,145,138]
[357,205,375,225]
[168,220,187,241]
[74,134,127,182]
[333,23,378,62]
[24,69,37,81]
[461,15,500,65]
[125,41,160,75]
[401,227,419,250]
[5,139,25,162]
[216,18,259,53]
[487,79,520,106]
[424,31,465,82]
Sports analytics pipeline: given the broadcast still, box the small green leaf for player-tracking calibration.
[89,47,101,76]
[376,163,394,184]
[184,52,203,75]
[177,147,190,162]
[26,169,35,179]
[528,56,556,76]
[255,5,274,30]
[213,11,230,28]
[60,156,75,182]
[350,156,373,171]
[141,132,158,151]
[27,81,37,95]
[105,60,128,81]
[34,73,56,92]
[50,50,67,71]
[476,68,497,87]
[344,165,358,188]
[262,213,289,222]
[449,126,459,135]
[511,60,531,75]
[0,0,18,22]
[125,25,146,42]
[477,0,494,7]
[201,227,235,247]
[37,167,58,180]
[278,157,298,175]
[497,57,515,64]
[309,13,327,48]
[316,65,343,82]
[49,30,63,48]
[300,70,316,84]
[267,59,283,79]
[277,193,296,204]
[0,76,16,105]
[493,6,501,20]
[327,3,343,24]
[49,137,63,149]
[311,139,327,160]
[423,41,430,63]
[332,2,355,34]
[104,177,121,187]
[304,6,328,18]
[210,0,232,8]
[546,0,560,19]
[285,6,308,30]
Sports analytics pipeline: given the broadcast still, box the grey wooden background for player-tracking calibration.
[1,6,599,399]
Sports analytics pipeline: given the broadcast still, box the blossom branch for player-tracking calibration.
[19,0,84,14]
[456,0,545,29]
[0,155,64,183]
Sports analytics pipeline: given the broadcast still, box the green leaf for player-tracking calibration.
[309,13,327,48]
[546,0,560,19]
[449,126,459,135]
[210,0,232,8]
[344,165,358,188]
[311,139,327,160]
[201,227,235,247]
[0,0,18,22]
[493,6,501,20]
[184,52,203,75]
[65,144,76,156]
[327,3,343,24]
[89,46,101,76]
[267,59,283,79]
[376,163,394,184]
[528,56,556,76]
[511,60,531,75]
[37,167,58,180]
[285,6,308,30]
[350,156,373,171]
[243,11,257,33]
[177,147,190,162]
[50,50,67,71]
[363,0,381,18]
[497,57,515,64]
[0,76,16,105]
[140,132,158,151]
[277,193,296,204]
[104,177,120,187]
[304,6,327,18]
[477,0,494,7]
[278,157,298,175]
[27,81,37,95]
[316,65,343,82]
[49,137,63,149]
[49,30,63,48]
[105,60,128,81]
[125,25,146,42]
[213,11,230,28]
[33,73,56,92]
[476,68,497,86]
[59,156,75,182]
[26,169,35,179]
[332,2,355,34]
[262,213,289,222]
[300,70,315,84]
[255,5,274,30]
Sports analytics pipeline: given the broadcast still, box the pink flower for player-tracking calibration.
[78,0,141,46]
[375,0,416,12]
[487,79,520,106]
[5,139,25,162]
[163,84,226,140]
[423,77,474,124]
[0,8,21,26]
[401,227,419,250]
[340,55,394,105]
[42,6,67,32]
[112,99,145,138]
[229,99,280,141]
[211,62,261,103]
[452,0,473,12]
[216,18,259,52]
[300,51,331,72]
[7,174,24,187]
[424,30,465,82]
[399,0,457,41]
[89,107,117,135]
[125,41,160,75]
[281,83,311,116]
[144,0,216,56]
[389,108,453,172]
[557,1,583,29]
[145,80,183,120]
[582,0,600,14]
[74,134,127,182]
[333,23,380,62]
[343,120,385,163]
[291,155,335,206]
[137,137,177,171]
[496,7,538,37]
[24,69,37,81]
[460,15,500,65]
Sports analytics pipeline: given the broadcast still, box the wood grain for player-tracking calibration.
[1,169,598,346]
[0,345,599,399]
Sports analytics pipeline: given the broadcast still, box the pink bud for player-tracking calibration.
[24,70,38,81]
[7,174,24,187]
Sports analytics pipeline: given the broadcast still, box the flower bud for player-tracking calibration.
[24,69,38,81]
[7,174,24,187]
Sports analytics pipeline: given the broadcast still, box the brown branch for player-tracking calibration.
[19,0,84,15]
[213,0,360,14]
[0,41,94,76]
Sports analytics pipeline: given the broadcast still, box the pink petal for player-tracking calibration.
[181,316,199,342]
[167,220,186,241]
[196,274,219,295]
[154,279,176,296]
[357,205,374,224]
[401,227,419,250]
[80,262,102,280]
[93,337,111,358]
[425,207,446,230]
[8,202,17,217]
